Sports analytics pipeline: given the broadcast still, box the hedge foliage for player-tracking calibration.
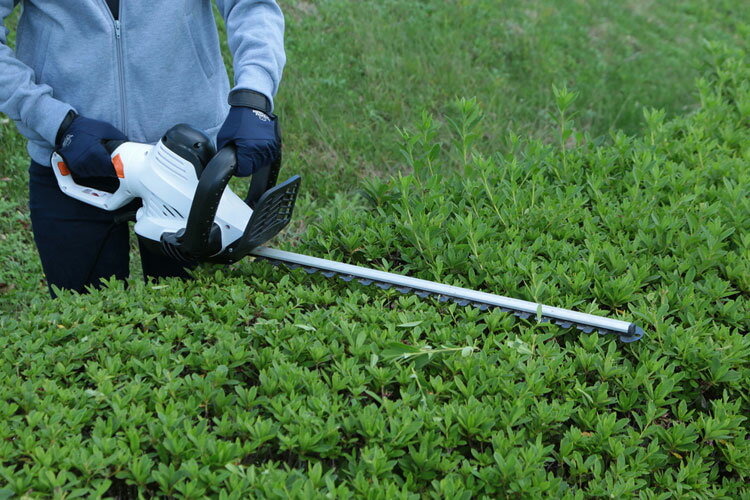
[1,49,749,498]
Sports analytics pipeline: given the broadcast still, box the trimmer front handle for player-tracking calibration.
[161,146,300,263]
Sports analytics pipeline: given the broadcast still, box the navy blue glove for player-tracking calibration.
[217,105,280,178]
[56,114,127,178]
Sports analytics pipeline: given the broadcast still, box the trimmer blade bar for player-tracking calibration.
[251,247,644,343]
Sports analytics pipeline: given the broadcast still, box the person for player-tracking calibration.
[0,0,285,296]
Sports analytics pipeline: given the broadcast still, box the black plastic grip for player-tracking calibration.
[104,139,126,155]
[176,145,238,259]
[245,151,281,209]
[245,117,282,208]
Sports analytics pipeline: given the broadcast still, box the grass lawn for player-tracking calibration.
[1,1,749,497]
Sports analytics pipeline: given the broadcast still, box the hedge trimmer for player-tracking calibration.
[51,124,644,343]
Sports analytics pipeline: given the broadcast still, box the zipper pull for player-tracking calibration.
[114,20,121,39]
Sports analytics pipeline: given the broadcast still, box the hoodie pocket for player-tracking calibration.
[15,20,52,83]
[35,37,51,82]
[186,11,217,81]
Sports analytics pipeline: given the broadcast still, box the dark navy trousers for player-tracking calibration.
[28,162,194,296]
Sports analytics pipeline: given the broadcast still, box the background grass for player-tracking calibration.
[1,0,749,498]
[276,0,750,195]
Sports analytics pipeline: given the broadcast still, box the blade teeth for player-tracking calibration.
[321,271,336,278]
[475,303,490,311]
[339,275,355,282]
[453,299,470,307]
[544,316,620,337]
[514,311,532,319]
[438,295,450,303]
[415,291,432,298]
[358,279,373,286]
[288,263,301,270]
[396,286,412,294]
[376,282,392,290]
[261,258,281,267]
[304,267,318,274]
[619,328,644,343]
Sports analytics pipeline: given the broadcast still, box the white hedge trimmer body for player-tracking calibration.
[55,139,248,249]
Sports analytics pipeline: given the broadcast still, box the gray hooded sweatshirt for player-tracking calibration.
[0,0,285,165]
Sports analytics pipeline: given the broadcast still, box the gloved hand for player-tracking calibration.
[216,90,280,178]
[55,113,127,178]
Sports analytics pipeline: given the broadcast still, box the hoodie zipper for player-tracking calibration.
[114,20,128,136]
[101,0,128,137]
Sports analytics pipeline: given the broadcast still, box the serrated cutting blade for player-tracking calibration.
[251,247,645,343]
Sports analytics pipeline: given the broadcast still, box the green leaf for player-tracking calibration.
[381,342,422,359]
[413,353,431,370]
[397,320,423,328]
[506,338,532,356]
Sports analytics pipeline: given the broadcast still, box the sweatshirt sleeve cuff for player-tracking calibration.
[23,94,76,147]
[233,65,276,111]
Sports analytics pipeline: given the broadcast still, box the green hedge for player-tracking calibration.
[2,49,749,499]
